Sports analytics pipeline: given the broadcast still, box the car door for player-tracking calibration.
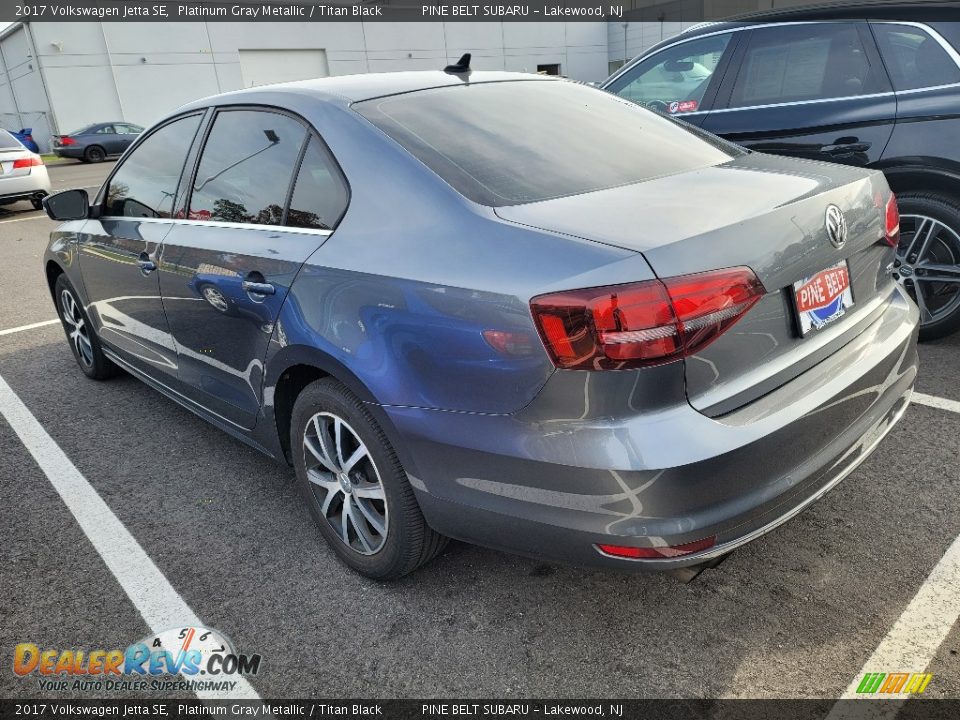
[77,112,203,385]
[702,22,896,167]
[93,124,124,155]
[158,107,348,429]
[114,124,143,152]
[603,30,742,127]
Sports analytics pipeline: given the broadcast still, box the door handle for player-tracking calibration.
[242,280,276,296]
[137,252,156,274]
[822,141,871,156]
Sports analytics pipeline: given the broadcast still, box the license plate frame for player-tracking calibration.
[791,259,854,336]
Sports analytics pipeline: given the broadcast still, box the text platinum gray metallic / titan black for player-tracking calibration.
[41,70,919,579]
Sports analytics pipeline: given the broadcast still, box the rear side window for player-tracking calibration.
[189,110,307,226]
[872,24,960,91]
[286,137,348,230]
[606,33,732,114]
[105,114,202,218]
[731,23,880,108]
[355,80,737,206]
[0,129,22,149]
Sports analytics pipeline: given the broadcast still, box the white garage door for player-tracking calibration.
[238,49,329,88]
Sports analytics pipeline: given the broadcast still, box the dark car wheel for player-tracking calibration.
[30,194,45,210]
[84,145,106,163]
[54,275,118,380]
[895,193,960,341]
[291,378,447,579]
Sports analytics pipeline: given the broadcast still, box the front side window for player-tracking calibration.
[356,80,739,207]
[730,23,879,108]
[605,33,732,115]
[872,24,960,91]
[104,114,202,218]
[95,125,114,134]
[286,137,348,230]
[188,110,306,226]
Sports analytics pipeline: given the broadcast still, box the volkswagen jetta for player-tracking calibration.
[41,69,918,579]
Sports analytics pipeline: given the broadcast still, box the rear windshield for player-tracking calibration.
[355,80,739,206]
[66,124,96,136]
[0,129,23,150]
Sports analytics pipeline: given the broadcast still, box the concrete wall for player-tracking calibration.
[0,21,610,151]
[0,24,53,150]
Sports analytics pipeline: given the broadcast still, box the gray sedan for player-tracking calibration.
[41,69,918,579]
[51,121,143,163]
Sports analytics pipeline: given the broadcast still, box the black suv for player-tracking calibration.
[603,2,960,339]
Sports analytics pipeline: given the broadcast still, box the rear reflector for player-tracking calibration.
[12,155,42,169]
[597,536,717,559]
[884,193,900,248]
[482,329,535,356]
[530,268,764,370]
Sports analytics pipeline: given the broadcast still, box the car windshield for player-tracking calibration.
[0,129,23,150]
[65,124,97,136]
[355,79,739,206]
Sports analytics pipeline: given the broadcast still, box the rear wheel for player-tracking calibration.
[84,145,106,163]
[894,193,960,341]
[291,378,447,579]
[54,274,118,380]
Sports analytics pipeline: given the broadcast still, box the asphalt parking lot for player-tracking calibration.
[1,161,959,701]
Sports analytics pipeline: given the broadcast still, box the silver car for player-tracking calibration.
[41,70,918,579]
[0,129,50,210]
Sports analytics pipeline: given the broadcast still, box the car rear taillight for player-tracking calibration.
[12,155,42,169]
[597,536,717,559]
[884,193,900,248]
[530,268,764,370]
[59,136,76,146]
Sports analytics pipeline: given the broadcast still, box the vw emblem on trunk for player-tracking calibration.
[825,204,847,248]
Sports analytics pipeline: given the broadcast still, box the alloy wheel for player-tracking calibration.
[895,214,960,325]
[60,289,94,367]
[302,412,388,556]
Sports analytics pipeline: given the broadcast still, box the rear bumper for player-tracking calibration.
[384,286,919,570]
[0,167,51,202]
[52,147,84,159]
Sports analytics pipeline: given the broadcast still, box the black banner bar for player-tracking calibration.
[0,0,952,24]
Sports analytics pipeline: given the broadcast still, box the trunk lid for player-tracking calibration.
[496,153,896,414]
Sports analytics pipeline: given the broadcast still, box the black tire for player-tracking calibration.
[896,192,960,341]
[84,145,106,163]
[291,378,447,579]
[53,274,118,380]
[30,194,45,211]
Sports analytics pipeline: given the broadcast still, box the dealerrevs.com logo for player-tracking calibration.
[14,626,261,693]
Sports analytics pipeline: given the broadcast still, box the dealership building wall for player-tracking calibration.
[0,21,616,152]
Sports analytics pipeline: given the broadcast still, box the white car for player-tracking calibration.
[0,129,51,209]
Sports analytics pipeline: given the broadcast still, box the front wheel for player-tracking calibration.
[54,274,118,380]
[895,192,960,341]
[291,378,447,579]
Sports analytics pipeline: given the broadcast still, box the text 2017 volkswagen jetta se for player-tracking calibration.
[42,68,918,579]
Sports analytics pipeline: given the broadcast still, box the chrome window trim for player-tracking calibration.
[605,20,960,114]
[97,215,333,237]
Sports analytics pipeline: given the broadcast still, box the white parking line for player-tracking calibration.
[0,319,59,336]
[829,532,960,717]
[0,372,261,700]
[0,213,49,224]
[912,392,960,416]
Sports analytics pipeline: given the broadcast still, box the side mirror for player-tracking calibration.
[43,189,89,221]
[664,59,695,72]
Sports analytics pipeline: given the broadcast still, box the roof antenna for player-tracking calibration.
[444,53,471,74]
